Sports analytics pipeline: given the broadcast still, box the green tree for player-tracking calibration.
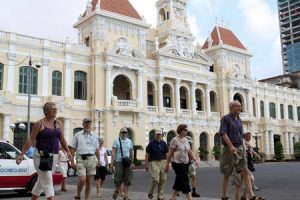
[294,142,300,159]
[274,141,285,161]
[198,146,209,160]
[212,145,221,160]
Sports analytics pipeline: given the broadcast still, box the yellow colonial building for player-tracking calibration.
[0,0,299,160]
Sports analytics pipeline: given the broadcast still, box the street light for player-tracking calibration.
[26,56,42,138]
[10,121,26,150]
[253,132,260,152]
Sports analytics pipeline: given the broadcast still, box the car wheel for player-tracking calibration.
[67,167,77,176]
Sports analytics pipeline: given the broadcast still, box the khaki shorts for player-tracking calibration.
[220,145,247,176]
[114,162,133,186]
[76,155,97,176]
[188,161,196,176]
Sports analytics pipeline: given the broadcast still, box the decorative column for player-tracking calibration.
[64,62,71,97]
[256,97,261,118]
[269,131,274,155]
[64,118,70,144]
[137,70,143,108]
[285,131,290,155]
[265,99,270,118]
[246,89,252,115]
[289,132,294,155]
[41,59,49,96]
[205,85,211,117]
[105,64,113,107]
[175,79,181,115]
[264,130,270,155]
[293,104,297,122]
[2,114,10,141]
[158,76,164,113]
[284,103,289,120]
[191,82,196,115]
[6,53,16,93]
[276,100,280,120]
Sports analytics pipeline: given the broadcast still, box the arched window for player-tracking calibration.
[280,104,284,119]
[260,101,265,117]
[269,102,276,118]
[147,81,155,106]
[19,66,38,94]
[52,70,62,96]
[297,106,300,121]
[0,63,3,90]
[288,105,293,120]
[74,71,87,100]
[167,131,176,146]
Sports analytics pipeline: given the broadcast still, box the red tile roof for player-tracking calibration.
[87,0,142,20]
[203,26,246,50]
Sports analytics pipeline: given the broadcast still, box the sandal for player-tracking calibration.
[250,196,265,200]
[74,197,80,200]
[222,197,229,200]
[241,196,246,200]
[113,191,118,199]
[148,193,153,199]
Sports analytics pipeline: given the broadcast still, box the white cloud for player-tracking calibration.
[187,14,205,43]
[129,0,156,27]
[189,0,221,16]
[237,0,279,41]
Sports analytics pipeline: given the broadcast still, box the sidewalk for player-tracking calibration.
[54,185,219,200]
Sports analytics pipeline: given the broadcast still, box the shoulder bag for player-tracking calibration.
[119,138,131,168]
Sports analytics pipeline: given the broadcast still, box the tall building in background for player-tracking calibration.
[278,0,300,73]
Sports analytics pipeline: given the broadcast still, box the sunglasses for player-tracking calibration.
[121,131,128,134]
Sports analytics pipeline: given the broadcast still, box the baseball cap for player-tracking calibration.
[155,130,162,135]
[83,118,92,123]
[120,127,128,133]
[186,136,193,144]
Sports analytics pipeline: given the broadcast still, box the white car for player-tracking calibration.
[0,141,63,194]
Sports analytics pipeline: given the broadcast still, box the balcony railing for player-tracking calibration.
[147,106,158,113]
[181,109,191,116]
[118,100,137,108]
[197,111,206,117]
[164,107,175,114]
[211,112,220,118]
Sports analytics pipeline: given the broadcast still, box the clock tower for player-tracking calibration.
[154,0,194,51]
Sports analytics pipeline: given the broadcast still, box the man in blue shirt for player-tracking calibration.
[219,101,265,200]
[145,130,168,200]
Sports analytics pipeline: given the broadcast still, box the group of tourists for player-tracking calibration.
[15,101,265,200]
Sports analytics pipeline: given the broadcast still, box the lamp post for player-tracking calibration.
[10,121,26,150]
[254,132,259,152]
[26,56,41,138]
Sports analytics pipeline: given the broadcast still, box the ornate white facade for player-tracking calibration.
[0,0,299,160]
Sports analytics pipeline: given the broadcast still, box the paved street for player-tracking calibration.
[1,162,299,200]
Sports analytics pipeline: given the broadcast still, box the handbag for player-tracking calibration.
[39,152,54,171]
[119,138,131,168]
[38,120,57,171]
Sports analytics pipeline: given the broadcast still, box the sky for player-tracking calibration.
[0,0,281,80]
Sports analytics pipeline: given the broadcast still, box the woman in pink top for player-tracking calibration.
[164,124,198,200]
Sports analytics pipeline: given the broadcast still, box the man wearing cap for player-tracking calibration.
[186,136,200,197]
[70,118,100,200]
[110,127,133,200]
[145,130,168,200]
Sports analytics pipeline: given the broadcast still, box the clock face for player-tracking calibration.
[175,9,181,17]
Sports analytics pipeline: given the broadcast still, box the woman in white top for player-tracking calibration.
[94,137,108,197]
[58,146,69,191]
